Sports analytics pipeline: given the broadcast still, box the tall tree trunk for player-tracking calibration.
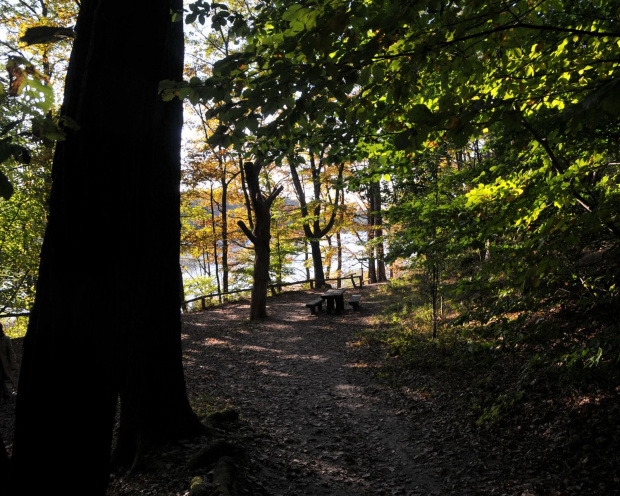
[325,235,333,280]
[304,239,311,282]
[371,180,387,282]
[221,172,229,294]
[336,227,343,289]
[309,239,326,288]
[367,189,377,284]
[430,260,439,339]
[210,184,221,302]
[251,236,271,319]
[273,223,284,292]
[10,2,202,493]
[238,161,282,320]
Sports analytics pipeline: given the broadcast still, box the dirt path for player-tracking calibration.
[2,284,494,495]
[179,284,450,496]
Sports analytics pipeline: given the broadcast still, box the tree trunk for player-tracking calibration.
[238,161,282,320]
[367,191,377,284]
[310,239,326,288]
[304,239,311,282]
[221,172,229,294]
[210,184,221,302]
[251,237,271,319]
[325,236,333,280]
[371,180,387,282]
[10,1,202,493]
[336,228,342,289]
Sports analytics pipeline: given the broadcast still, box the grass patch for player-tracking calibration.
[189,393,236,421]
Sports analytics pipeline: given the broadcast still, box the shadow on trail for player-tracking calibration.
[180,284,445,496]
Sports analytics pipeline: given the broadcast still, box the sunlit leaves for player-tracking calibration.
[177,0,620,309]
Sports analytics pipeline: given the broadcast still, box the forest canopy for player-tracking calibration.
[2,0,619,330]
[165,0,620,317]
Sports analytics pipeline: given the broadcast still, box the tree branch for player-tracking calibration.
[237,220,257,245]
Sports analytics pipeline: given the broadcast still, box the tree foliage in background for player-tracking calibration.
[174,0,619,321]
[0,0,78,316]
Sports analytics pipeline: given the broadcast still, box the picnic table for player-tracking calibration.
[321,288,346,314]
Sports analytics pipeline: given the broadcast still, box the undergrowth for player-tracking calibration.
[364,273,620,427]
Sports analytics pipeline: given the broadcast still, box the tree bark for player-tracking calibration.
[210,183,222,302]
[336,227,343,289]
[221,170,229,294]
[309,239,326,287]
[237,161,282,320]
[10,1,202,493]
[371,180,387,282]
[367,188,377,284]
[304,239,311,282]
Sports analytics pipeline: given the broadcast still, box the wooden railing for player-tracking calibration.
[1,274,364,317]
[183,273,363,311]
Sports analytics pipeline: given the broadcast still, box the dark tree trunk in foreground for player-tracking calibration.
[10,1,202,493]
[238,161,282,320]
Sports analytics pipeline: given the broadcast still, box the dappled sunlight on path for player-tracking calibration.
[180,285,445,495]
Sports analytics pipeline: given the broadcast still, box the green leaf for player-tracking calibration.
[282,4,304,22]
[407,104,434,125]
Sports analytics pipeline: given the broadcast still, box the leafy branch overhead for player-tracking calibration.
[175,0,620,309]
[176,0,619,169]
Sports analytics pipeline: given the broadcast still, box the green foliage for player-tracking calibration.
[0,150,50,314]
[184,275,218,300]
[179,0,620,302]
[2,316,29,338]
[369,275,620,430]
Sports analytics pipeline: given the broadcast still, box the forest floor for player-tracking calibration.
[1,282,618,495]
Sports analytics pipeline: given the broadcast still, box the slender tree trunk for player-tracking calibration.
[10,2,202,492]
[371,181,387,282]
[221,173,229,294]
[431,260,439,339]
[210,184,221,301]
[274,225,284,292]
[367,190,377,284]
[304,239,311,283]
[336,228,342,289]
[325,235,333,280]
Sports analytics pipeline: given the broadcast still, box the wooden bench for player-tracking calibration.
[348,294,361,311]
[305,298,324,315]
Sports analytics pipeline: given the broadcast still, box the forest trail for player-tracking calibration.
[2,284,508,496]
[175,284,486,496]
